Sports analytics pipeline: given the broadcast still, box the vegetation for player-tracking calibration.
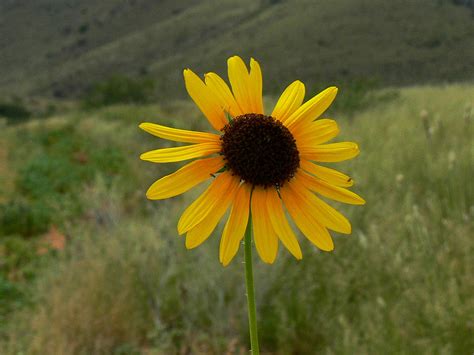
[0,100,31,122]
[0,84,472,353]
[82,75,155,108]
[1,0,473,99]
[0,200,51,237]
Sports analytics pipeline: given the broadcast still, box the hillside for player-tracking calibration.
[1,0,473,100]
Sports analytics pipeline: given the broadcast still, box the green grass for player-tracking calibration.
[0,84,473,354]
[1,0,473,100]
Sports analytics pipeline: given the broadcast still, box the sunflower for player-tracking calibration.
[140,56,364,266]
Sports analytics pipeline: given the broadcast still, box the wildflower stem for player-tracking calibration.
[244,214,260,354]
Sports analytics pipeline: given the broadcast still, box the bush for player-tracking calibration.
[16,155,83,200]
[17,125,128,198]
[0,275,27,333]
[14,124,130,227]
[0,201,51,237]
[0,236,39,279]
[0,101,31,122]
[331,78,399,116]
[83,75,155,108]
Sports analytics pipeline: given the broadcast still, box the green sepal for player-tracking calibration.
[224,111,234,123]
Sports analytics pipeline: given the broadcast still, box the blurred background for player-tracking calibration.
[0,0,473,354]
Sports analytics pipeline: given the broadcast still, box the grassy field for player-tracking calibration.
[0,84,473,354]
[1,0,474,99]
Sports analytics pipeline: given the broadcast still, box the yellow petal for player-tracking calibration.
[251,187,279,264]
[146,157,225,200]
[300,159,354,187]
[266,188,302,260]
[185,178,238,249]
[139,122,220,144]
[183,69,228,130]
[140,142,221,163]
[293,119,340,147]
[248,58,264,114]
[300,142,360,162]
[204,72,243,117]
[178,172,240,234]
[287,173,352,234]
[219,184,251,266]
[298,170,365,205]
[227,56,253,114]
[280,183,334,251]
[271,80,305,123]
[285,87,338,129]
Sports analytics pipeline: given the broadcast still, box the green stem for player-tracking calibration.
[244,214,260,355]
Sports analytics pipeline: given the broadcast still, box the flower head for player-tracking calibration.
[140,56,364,266]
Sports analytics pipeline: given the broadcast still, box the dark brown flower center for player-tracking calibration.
[220,113,300,187]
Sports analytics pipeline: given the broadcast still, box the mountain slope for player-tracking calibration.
[1,0,473,99]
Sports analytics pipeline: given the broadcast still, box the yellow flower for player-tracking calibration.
[140,56,364,266]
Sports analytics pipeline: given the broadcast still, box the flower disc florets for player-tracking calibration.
[220,113,300,187]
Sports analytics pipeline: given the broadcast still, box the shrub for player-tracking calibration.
[0,235,44,284]
[0,101,31,122]
[16,155,83,200]
[0,201,51,237]
[78,23,89,34]
[331,78,399,116]
[82,75,155,108]
[14,123,130,227]
[332,78,377,113]
[0,275,26,333]
[17,125,128,198]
